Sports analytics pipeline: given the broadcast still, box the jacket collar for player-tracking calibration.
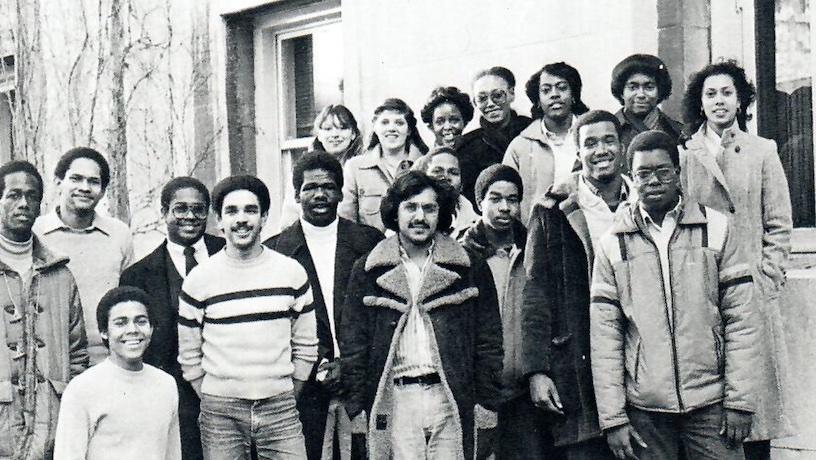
[356,144,424,170]
[610,197,707,235]
[273,217,363,257]
[0,234,69,274]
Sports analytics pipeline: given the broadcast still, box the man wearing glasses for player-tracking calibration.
[120,176,224,460]
[457,66,531,205]
[590,130,758,460]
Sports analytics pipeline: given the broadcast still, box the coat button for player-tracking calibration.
[389,320,398,328]
[734,146,741,153]
[7,342,16,351]
[3,305,13,314]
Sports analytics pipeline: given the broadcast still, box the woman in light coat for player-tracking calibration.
[679,60,795,460]
[338,98,427,232]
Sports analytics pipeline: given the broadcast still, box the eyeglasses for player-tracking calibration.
[633,167,677,183]
[171,203,208,219]
[475,89,508,107]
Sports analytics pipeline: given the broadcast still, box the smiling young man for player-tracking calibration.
[178,175,317,459]
[54,286,180,460]
[0,161,88,460]
[265,151,383,460]
[457,66,532,204]
[34,147,134,365]
[120,176,224,460]
[340,170,503,460]
[590,131,758,460]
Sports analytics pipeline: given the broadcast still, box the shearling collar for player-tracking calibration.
[365,233,470,271]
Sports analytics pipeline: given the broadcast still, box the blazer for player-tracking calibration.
[119,233,225,376]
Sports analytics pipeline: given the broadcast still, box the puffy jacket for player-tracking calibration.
[590,199,757,431]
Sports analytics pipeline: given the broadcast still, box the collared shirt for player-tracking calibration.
[578,175,636,250]
[485,245,518,317]
[301,217,340,357]
[639,197,683,329]
[166,236,210,278]
[392,240,437,378]
[541,116,578,185]
[33,209,134,365]
[702,120,738,161]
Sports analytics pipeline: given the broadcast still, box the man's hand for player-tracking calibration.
[529,373,563,415]
[720,408,753,448]
[319,360,343,396]
[605,423,647,460]
[293,378,306,399]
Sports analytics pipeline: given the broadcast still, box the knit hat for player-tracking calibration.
[610,54,672,105]
[474,164,523,205]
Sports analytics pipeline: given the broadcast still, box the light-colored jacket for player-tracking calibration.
[338,144,424,232]
[502,121,556,224]
[590,200,757,431]
[679,124,795,440]
[0,237,88,459]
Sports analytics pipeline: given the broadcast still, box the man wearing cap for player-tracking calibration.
[610,54,683,169]
[460,164,540,459]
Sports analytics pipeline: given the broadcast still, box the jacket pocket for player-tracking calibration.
[625,337,642,384]
[712,326,725,375]
[359,188,386,216]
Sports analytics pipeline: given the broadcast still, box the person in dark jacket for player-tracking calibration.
[120,176,225,460]
[610,53,683,170]
[339,171,503,460]
[522,110,635,460]
[457,66,532,204]
[265,151,383,460]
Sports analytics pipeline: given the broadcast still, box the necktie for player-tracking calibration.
[183,246,197,275]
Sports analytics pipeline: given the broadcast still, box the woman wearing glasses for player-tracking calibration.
[457,67,531,205]
[679,60,795,460]
[503,62,589,224]
[338,98,427,232]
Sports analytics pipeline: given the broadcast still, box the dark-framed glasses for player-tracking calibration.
[633,167,677,183]
[171,203,208,219]
[475,89,508,106]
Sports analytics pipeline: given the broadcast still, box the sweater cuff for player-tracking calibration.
[292,358,314,382]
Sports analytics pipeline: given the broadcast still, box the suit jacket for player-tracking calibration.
[120,233,225,376]
[264,218,384,364]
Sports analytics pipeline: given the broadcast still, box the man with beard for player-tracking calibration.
[0,160,88,459]
[591,131,757,459]
[265,151,382,460]
[178,175,317,459]
[457,66,532,205]
[522,110,635,460]
[120,176,224,460]
[504,62,590,223]
[340,170,503,460]
[34,147,134,365]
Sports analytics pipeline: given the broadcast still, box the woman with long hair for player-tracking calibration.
[680,60,795,460]
[338,98,427,232]
[312,104,364,165]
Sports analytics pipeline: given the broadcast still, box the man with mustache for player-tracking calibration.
[178,175,318,459]
[522,110,635,460]
[340,170,503,460]
[120,176,224,460]
[265,151,383,460]
[34,147,134,365]
[0,160,88,459]
[590,131,758,460]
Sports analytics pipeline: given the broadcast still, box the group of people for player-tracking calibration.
[0,52,795,460]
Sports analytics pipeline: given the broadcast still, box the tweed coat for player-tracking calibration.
[339,234,503,460]
[679,124,795,440]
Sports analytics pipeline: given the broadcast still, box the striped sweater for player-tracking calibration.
[177,247,318,399]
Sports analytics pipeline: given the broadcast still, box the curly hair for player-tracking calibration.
[526,62,590,120]
[610,54,673,106]
[682,59,756,135]
[160,176,210,213]
[380,170,457,234]
[211,175,270,217]
[367,98,429,154]
[292,150,344,197]
[420,87,474,126]
[54,147,111,190]
[311,104,363,164]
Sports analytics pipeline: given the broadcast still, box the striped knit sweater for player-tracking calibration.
[177,247,318,399]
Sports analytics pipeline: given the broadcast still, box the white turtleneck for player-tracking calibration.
[301,217,339,357]
[0,233,34,284]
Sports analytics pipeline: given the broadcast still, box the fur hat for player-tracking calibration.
[610,54,673,105]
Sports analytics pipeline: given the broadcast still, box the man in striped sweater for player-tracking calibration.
[178,175,318,459]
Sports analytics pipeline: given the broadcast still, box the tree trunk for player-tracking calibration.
[105,0,130,223]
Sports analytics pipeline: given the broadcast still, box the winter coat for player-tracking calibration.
[339,234,503,460]
[0,237,88,459]
[459,219,527,401]
[679,124,795,440]
[615,108,682,170]
[338,144,424,232]
[590,199,758,431]
[502,120,559,225]
[521,174,631,446]
[457,112,532,205]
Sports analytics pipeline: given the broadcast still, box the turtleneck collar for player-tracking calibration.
[0,233,33,255]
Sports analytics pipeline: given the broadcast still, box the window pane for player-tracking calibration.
[776,0,814,226]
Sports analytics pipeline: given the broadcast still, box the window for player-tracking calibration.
[277,20,344,151]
